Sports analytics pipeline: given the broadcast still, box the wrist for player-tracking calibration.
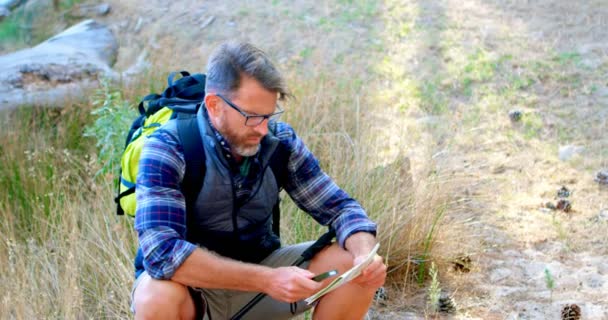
[256,266,275,292]
[345,232,377,257]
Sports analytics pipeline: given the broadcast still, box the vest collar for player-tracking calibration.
[196,104,280,168]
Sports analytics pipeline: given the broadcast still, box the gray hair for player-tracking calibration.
[205,42,290,100]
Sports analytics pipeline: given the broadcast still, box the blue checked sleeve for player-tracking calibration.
[135,130,197,280]
[274,123,377,248]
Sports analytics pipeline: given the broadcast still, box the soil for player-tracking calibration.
[56,0,608,318]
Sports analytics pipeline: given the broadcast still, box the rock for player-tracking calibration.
[133,17,143,33]
[0,19,118,109]
[490,267,512,282]
[595,169,608,185]
[200,15,215,29]
[70,3,111,18]
[416,116,442,125]
[509,109,523,122]
[597,209,608,221]
[558,145,585,161]
[121,50,150,79]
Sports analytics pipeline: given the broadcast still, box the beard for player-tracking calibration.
[233,142,260,157]
[219,124,263,157]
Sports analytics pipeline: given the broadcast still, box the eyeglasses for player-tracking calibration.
[216,94,284,127]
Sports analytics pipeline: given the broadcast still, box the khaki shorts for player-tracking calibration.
[131,242,316,320]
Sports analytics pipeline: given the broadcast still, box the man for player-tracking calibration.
[132,41,386,320]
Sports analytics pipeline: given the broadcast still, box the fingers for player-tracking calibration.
[269,267,323,303]
[354,255,387,288]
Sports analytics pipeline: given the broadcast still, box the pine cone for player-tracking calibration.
[596,170,608,185]
[373,287,388,305]
[452,255,472,273]
[557,186,570,198]
[556,199,572,212]
[561,304,581,320]
[438,293,457,313]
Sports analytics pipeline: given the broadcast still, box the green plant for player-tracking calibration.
[417,206,446,286]
[84,79,136,177]
[428,262,441,312]
[522,113,543,140]
[544,268,555,300]
[418,80,447,114]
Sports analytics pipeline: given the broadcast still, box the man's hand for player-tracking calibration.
[351,254,387,288]
[345,232,387,288]
[265,266,324,303]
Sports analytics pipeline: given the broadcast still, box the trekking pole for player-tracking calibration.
[230,229,336,320]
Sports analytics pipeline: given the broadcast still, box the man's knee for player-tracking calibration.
[133,275,195,320]
[309,243,354,275]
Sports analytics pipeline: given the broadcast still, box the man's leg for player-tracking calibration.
[307,243,379,320]
[132,272,197,320]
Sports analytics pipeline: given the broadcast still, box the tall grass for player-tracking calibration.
[0,64,457,317]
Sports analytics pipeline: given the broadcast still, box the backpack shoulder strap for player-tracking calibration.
[268,122,290,190]
[176,111,206,218]
[267,122,290,237]
[175,117,289,238]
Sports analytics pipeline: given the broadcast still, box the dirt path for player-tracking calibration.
[428,1,608,319]
[94,0,607,318]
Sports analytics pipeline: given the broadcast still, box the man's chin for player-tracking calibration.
[235,144,260,157]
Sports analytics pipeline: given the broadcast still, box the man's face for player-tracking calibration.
[207,76,279,157]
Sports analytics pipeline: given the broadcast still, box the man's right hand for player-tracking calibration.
[265,266,323,303]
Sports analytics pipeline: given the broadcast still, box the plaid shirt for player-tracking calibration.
[135,116,377,280]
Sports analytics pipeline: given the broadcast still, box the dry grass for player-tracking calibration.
[7,0,606,318]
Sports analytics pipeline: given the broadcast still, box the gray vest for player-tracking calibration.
[167,111,282,262]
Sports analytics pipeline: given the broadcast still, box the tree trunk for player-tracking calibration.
[0,19,118,110]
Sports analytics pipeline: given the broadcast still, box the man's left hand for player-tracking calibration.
[351,254,387,288]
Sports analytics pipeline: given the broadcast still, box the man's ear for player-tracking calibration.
[204,94,221,116]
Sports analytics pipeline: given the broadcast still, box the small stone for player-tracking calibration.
[598,209,608,221]
[595,169,608,185]
[508,109,523,122]
[95,3,111,16]
[492,165,507,174]
[70,3,112,18]
[200,15,215,29]
[559,145,585,161]
[490,267,512,282]
[557,186,571,198]
[545,202,556,210]
[133,17,143,33]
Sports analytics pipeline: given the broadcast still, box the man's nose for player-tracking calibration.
[253,119,269,136]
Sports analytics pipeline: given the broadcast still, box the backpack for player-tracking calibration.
[115,71,289,237]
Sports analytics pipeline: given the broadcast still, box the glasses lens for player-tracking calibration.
[270,113,282,121]
[245,116,265,127]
